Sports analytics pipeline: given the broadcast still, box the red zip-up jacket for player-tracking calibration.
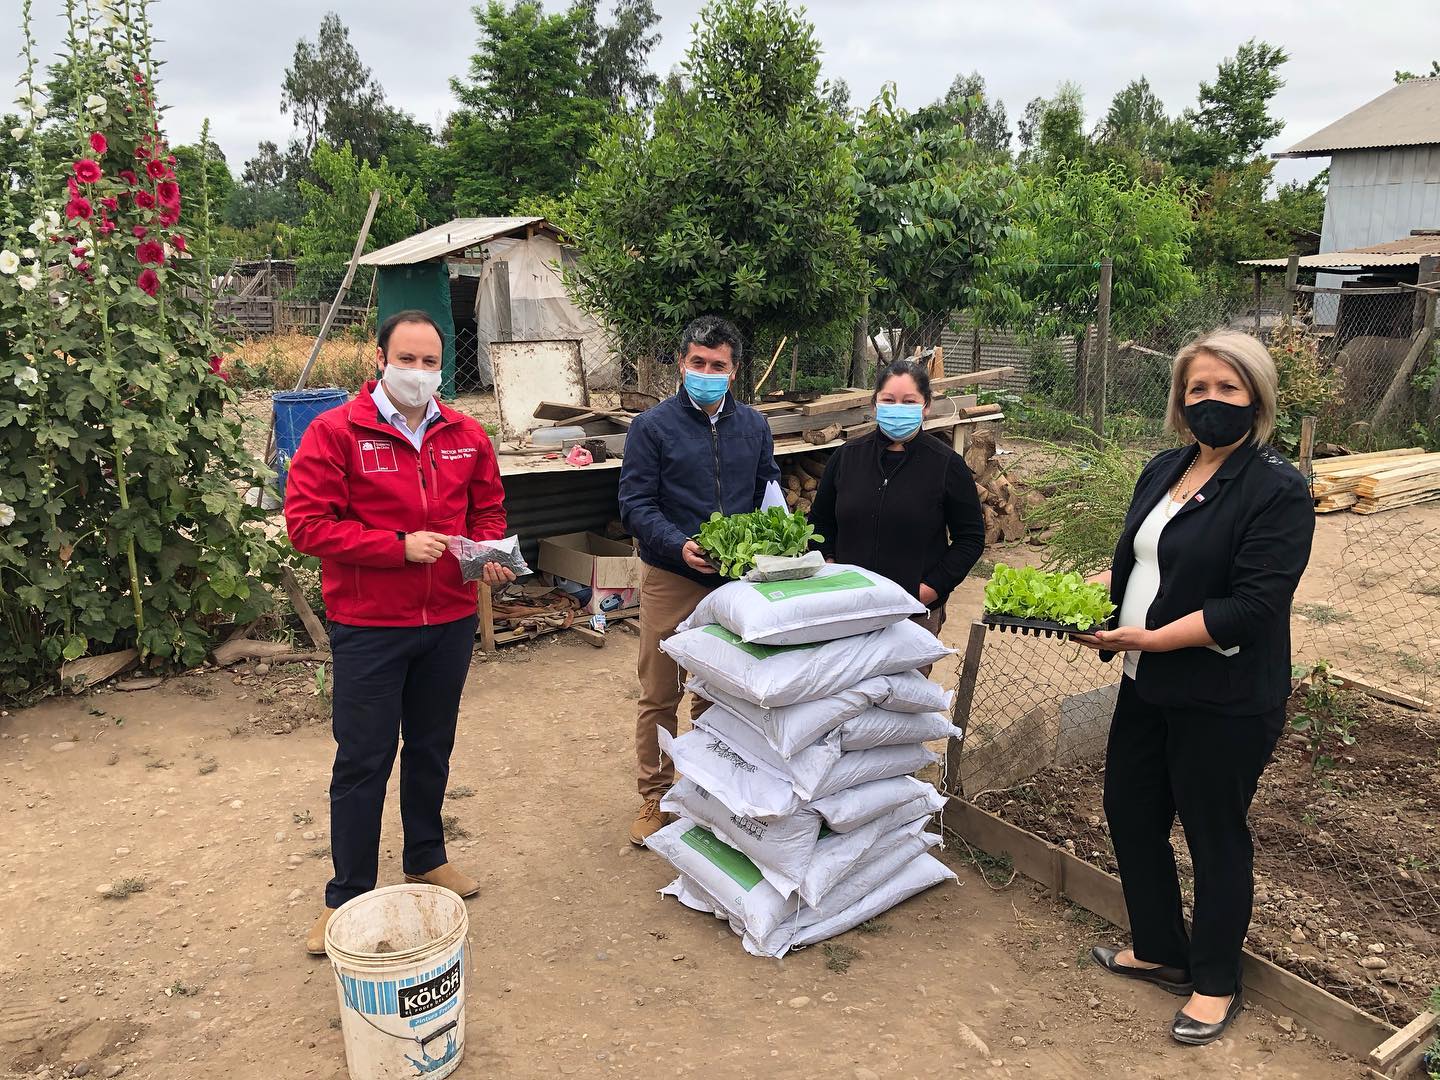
[283,381,507,627]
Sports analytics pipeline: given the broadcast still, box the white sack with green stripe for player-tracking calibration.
[687,673,954,758]
[677,564,924,645]
[661,620,950,708]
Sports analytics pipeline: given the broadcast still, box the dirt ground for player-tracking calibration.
[3,632,1366,1080]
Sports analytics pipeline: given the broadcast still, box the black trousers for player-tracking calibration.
[1102,676,1284,996]
[326,615,478,909]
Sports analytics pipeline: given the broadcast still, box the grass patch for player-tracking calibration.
[448,785,478,799]
[823,942,860,974]
[967,558,997,580]
[855,919,889,935]
[106,877,148,899]
[442,814,471,841]
[1294,603,1353,625]
[964,848,1017,888]
[1064,902,1109,932]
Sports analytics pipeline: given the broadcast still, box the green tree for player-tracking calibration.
[173,143,234,218]
[573,0,663,109]
[292,142,424,290]
[227,139,306,228]
[281,12,388,159]
[1093,77,1180,178]
[1017,82,1088,170]
[1395,60,1439,82]
[916,71,1011,156]
[445,1,606,214]
[557,0,865,393]
[997,161,1196,338]
[852,85,1023,357]
[1175,39,1288,178]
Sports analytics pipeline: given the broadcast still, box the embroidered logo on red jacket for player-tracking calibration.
[358,439,398,473]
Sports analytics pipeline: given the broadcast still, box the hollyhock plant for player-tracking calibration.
[74,158,102,183]
[156,180,179,206]
[89,132,108,155]
[134,190,154,209]
[136,240,165,266]
[156,205,179,228]
[65,195,93,220]
[145,158,168,180]
[132,225,147,238]
[136,268,159,295]
[172,234,187,253]
[119,168,138,185]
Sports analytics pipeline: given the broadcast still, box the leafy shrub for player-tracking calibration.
[1289,661,1360,774]
[1022,433,1149,575]
[1268,322,1343,453]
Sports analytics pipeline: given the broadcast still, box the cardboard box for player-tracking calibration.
[537,532,642,614]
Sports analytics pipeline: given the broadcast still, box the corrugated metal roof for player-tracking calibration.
[1276,78,1440,157]
[358,217,551,266]
[1241,231,1440,269]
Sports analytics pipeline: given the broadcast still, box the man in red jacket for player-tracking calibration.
[285,310,512,955]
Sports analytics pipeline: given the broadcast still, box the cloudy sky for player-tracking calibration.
[6,1,1436,187]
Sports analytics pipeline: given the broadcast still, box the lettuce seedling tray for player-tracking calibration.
[982,613,1112,639]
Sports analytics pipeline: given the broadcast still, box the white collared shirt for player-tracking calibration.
[371,382,441,451]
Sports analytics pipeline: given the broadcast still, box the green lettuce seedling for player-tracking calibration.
[982,563,1116,630]
[695,508,823,580]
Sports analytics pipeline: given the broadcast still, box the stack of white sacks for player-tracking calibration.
[645,563,961,958]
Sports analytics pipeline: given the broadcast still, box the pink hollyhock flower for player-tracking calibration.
[102,196,119,211]
[132,225,148,238]
[209,356,230,382]
[90,132,108,155]
[146,159,169,180]
[134,191,155,209]
[136,240,166,266]
[119,169,139,186]
[136,269,159,296]
[156,205,180,228]
[65,196,93,221]
[75,261,91,275]
[172,234,187,253]
[99,216,115,236]
[157,181,180,206]
[133,71,145,85]
[74,159,103,184]
[135,144,151,159]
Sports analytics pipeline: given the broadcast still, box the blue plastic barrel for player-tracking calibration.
[272,388,349,498]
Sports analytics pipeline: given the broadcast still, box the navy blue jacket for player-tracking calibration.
[619,390,780,585]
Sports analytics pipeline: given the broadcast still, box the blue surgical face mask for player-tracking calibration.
[876,402,924,441]
[684,369,731,407]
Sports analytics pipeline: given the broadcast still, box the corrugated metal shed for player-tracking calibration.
[501,468,622,567]
[1241,231,1440,269]
[358,217,559,267]
[1276,77,1440,158]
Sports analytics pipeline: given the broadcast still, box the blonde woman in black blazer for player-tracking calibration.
[1076,330,1315,1046]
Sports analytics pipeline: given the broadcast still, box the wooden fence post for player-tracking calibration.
[1091,258,1112,438]
[1253,269,1264,335]
[944,621,989,797]
[1284,255,1300,325]
[494,261,514,343]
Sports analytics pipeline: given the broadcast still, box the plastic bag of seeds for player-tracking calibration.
[447,535,533,580]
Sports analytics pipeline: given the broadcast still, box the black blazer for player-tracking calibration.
[809,430,985,603]
[1107,441,1314,711]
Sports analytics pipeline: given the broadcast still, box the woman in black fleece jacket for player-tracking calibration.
[808,360,986,635]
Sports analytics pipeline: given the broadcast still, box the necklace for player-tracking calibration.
[1166,458,1199,518]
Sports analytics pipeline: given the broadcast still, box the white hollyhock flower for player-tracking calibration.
[31,103,48,120]
[0,250,19,274]
[13,365,39,388]
[9,126,24,140]
[0,504,15,528]
[84,94,107,114]
[17,273,37,292]
[44,209,61,229]
[105,56,123,75]
[21,248,34,259]
[98,264,110,277]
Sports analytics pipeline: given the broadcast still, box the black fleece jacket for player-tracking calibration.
[809,430,986,604]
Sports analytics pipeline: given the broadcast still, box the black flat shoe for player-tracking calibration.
[1090,946,1194,996]
[1171,990,1244,1046]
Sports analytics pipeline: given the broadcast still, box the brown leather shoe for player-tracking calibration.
[630,798,668,846]
[404,862,479,898]
[305,907,337,956]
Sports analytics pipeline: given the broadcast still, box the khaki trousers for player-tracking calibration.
[635,564,712,799]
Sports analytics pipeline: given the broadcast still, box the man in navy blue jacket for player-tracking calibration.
[618,315,782,844]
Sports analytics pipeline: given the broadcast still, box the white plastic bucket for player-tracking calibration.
[326,884,469,1079]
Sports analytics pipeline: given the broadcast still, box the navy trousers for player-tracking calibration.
[326,614,478,909]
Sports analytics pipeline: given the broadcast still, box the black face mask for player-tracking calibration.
[1184,399,1255,448]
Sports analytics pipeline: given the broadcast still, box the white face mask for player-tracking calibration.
[382,364,441,408]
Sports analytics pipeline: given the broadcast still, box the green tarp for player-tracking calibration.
[375,263,457,398]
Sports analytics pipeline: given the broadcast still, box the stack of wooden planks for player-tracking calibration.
[1309,448,1440,514]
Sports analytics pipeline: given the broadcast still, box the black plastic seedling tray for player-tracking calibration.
[982,613,1112,639]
